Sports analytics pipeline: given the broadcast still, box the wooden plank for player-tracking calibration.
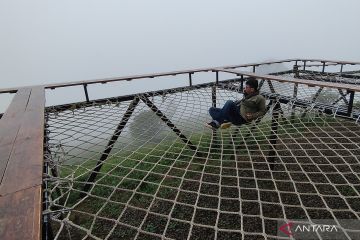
[0,88,31,184]
[215,68,360,93]
[0,186,42,240]
[301,59,360,65]
[0,87,45,196]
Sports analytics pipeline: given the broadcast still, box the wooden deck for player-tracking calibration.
[0,87,44,240]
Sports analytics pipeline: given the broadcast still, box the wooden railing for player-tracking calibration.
[0,87,45,240]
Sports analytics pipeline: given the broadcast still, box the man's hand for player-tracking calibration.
[245,113,253,121]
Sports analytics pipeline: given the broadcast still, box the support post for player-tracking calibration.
[267,80,276,93]
[141,95,198,152]
[212,85,216,107]
[303,60,307,71]
[340,64,344,75]
[312,87,324,102]
[81,97,140,195]
[293,83,298,99]
[293,64,300,78]
[83,84,90,102]
[291,83,299,120]
[258,79,265,91]
[267,101,281,170]
[43,120,54,240]
[336,89,349,105]
[348,91,355,117]
[322,62,326,73]
[215,71,219,85]
[189,73,193,87]
[240,75,244,92]
[300,87,323,118]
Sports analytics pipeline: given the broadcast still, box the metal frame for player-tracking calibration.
[0,58,359,240]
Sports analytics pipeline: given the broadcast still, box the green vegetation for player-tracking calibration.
[50,113,342,237]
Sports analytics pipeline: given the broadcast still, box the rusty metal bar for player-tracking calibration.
[81,97,140,195]
[267,101,281,170]
[348,91,355,117]
[212,85,216,107]
[83,84,90,102]
[291,83,299,119]
[140,95,198,152]
[312,87,324,102]
[293,83,298,98]
[293,64,300,78]
[267,80,276,93]
[43,137,54,240]
[240,75,244,91]
[337,89,349,105]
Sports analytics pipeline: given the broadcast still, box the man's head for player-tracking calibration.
[244,77,258,95]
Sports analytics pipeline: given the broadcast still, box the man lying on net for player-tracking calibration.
[206,77,266,130]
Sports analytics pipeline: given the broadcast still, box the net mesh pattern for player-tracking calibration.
[44,75,360,240]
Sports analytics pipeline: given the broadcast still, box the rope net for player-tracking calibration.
[44,70,360,240]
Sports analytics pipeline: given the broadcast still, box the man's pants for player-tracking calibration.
[209,100,247,126]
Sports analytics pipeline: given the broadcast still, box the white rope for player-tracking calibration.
[44,79,360,240]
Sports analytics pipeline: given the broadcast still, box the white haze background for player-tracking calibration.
[0,0,359,112]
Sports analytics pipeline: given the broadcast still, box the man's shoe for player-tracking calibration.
[206,121,219,130]
[220,122,232,129]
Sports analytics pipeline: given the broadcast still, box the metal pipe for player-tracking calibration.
[141,95,198,152]
[348,91,355,117]
[81,97,140,195]
[267,102,281,170]
[212,85,216,107]
[43,115,54,240]
[83,84,90,102]
[240,75,244,92]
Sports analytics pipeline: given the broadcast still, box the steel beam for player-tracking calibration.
[267,102,281,170]
[212,85,217,108]
[81,97,140,195]
[83,84,90,102]
[140,95,198,152]
[348,91,355,117]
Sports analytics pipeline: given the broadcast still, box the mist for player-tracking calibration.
[0,0,360,112]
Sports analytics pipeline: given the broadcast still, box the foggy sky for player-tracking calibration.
[0,0,359,111]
